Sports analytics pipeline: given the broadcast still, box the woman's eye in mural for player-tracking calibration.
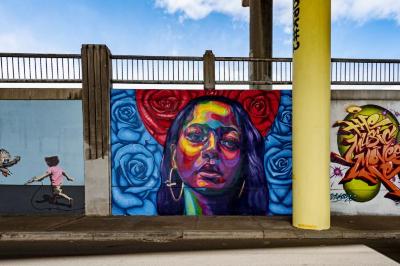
[184,125,207,144]
[220,132,240,151]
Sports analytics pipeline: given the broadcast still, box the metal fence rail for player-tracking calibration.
[331,58,400,85]
[215,57,292,85]
[1,51,400,86]
[0,53,82,83]
[112,55,204,84]
[108,56,400,86]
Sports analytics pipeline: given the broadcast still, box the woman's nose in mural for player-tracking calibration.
[202,132,219,161]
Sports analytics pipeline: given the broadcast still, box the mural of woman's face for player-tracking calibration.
[173,101,243,194]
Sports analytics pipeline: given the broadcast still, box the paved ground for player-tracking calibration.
[0,245,398,266]
[0,215,399,262]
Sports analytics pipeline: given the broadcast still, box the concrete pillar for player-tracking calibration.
[81,44,112,216]
[292,0,331,230]
[242,0,273,89]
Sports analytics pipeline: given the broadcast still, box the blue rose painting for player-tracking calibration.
[111,89,292,216]
[264,90,292,215]
[111,90,163,215]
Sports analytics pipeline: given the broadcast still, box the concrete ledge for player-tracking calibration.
[332,90,400,100]
[183,230,264,240]
[1,229,398,242]
[0,88,82,100]
[0,231,183,242]
[0,216,399,243]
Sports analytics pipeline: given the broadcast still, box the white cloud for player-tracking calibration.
[274,0,292,34]
[0,32,41,53]
[333,0,400,24]
[155,0,400,28]
[155,0,248,21]
[274,0,400,30]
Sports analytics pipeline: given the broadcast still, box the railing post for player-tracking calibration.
[81,44,112,216]
[203,50,215,90]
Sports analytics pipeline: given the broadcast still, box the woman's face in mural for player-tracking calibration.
[173,101,243,193]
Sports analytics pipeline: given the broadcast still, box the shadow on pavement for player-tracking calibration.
[0,239,398,263]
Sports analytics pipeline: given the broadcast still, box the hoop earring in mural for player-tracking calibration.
[165,168,184,202]
[238,180,246,198]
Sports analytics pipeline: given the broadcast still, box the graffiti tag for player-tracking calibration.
[293,0,300,51]
[330,193,354,203]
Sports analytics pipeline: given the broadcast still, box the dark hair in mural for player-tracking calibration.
[45,156,59,167]
[157,96,268,215]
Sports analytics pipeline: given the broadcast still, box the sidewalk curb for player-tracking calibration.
[1,216,399,243]
[1,230,399,242]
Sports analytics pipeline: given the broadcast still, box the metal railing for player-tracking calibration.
[1,51,400,86]
[112,55,203,84]
[112,56,400,86]
[0,53,82,83]
[331,58,400,85]
[215,57,292,85]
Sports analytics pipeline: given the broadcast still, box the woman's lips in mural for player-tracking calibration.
[197,164,225,184]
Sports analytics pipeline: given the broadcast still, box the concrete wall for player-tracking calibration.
[3,90,399,216]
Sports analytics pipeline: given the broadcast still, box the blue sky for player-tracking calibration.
[0,0,400,58]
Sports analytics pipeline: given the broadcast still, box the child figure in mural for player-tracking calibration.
[27,156,74,207]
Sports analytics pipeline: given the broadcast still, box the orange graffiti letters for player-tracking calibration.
[333,111,400,200]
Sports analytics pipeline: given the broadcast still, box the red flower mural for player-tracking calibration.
[238,90,281,136]
[136,90,281,145]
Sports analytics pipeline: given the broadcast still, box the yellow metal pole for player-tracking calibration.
[292,0,331,230]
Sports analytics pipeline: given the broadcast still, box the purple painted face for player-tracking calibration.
[173,101,243,193]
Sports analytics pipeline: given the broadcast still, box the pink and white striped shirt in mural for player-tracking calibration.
[47,166,64,186]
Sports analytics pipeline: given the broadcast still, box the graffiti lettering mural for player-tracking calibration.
[331,104,400,202]
[111,89,293,216]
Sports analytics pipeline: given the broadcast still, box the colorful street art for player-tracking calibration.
[331,104,400,203]
[0,101,84,214]
[0,148,20,177]
[111,89,293,216]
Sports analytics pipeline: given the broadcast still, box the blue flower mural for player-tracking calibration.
[111,90,163,215]
[264,90,292,215]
